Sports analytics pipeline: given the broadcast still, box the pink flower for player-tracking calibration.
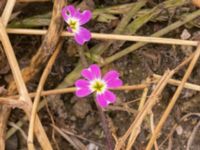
[75,64,123,108]
[62,5,92,45]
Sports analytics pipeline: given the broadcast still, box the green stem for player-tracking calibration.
[60,0,148,87]
[103,10,200,65]
[77,45,88,68]
[94,96,114,150]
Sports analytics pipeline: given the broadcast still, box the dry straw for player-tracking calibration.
[1,0,200,150]
[7,28,198,46]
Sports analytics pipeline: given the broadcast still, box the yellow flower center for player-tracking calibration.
[90,79,107,94]
[68,18,79,32]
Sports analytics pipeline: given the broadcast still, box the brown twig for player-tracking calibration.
[146,43,200,150]
[44,97,60,150]
[0,1,16,149]
[153,74,200,91]
[28,41,63,146]
[126,78,149,149]
[106,106,137,114]
[52,124,87,150]
[138,78,149,111]
[0,97,26,108]
[7,84,147,99]
[61,128,104,148]
[8,0,65,94]
[5,74,200,99]
[0,83,145,145]
[77,43,114,150]
[115,70,175,150]
[0,1,65,149]
[6,101,47,140]
[0,19,52,150]
[150,112,159,150]
[159,113,200,149]
[17,0,49,2]
[1,0,16,26]
[6,28,199,46]
[5,79,200,146]
[8,122,27,140]
[95,99,114,150]
[128,70,175,150]
[186,120,200,150]
[115,51,199,149]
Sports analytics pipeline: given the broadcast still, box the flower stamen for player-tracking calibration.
[62,5,92,45]
[90,79,107,94]
[75,64,122,108]
[68,19,79,32]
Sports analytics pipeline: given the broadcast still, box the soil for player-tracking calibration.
[1,0,200,150]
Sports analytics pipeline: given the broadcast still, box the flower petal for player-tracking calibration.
[81,69,93,80]
[74,27,91,45]
[76,10,92,25]
[96,90,116,108]
[75,79,89,88]
[62,5,76,22]
[90,64,101,78]
[67,27,73,33]
[76,88,92,97]
[103,71,122,88]
[81,64,101,80]
[75,79,92,97]
[96,94,107,107]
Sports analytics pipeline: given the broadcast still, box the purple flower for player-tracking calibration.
[75,64,123,108]
[62,5,92,45]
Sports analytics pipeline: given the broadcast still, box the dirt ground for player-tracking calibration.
[1,0,200,150]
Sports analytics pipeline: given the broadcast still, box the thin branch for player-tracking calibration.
[1,0,16,26]
[146,43,200,150]
[6,75,200,99]
[28,41,62,146]
[119,50,199,149]
[7,0,65,95]
[95,98,114,150]
[186,120,200,150]
[159,113,200,149]
[102,10,200,66]
[8,84,147,99]
[0,19,30,100]
[61,128,104,148]
[126,78,149,150]
[8,122,27,140]
[17,0,49,2]
[6,100,47,140]
[0,98,26,108]
[0,1,16,149]
[106,106,137,114]
[153,74,200,91]
[52,124,87,150]
[0,19,52,150]
[6,28,198,46]
[150,112,159,150]
[77,45,88,67]
[0,19,36,150]
[115,70,175,150]
[138,78,149,111]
